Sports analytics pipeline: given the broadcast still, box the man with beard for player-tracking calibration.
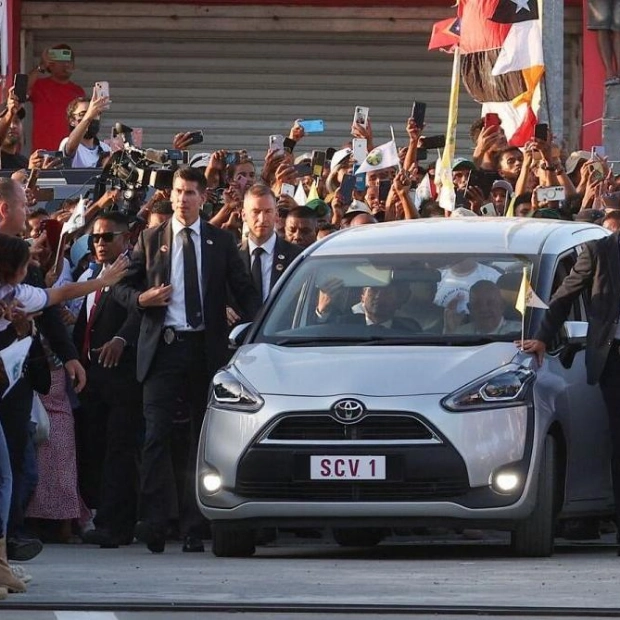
[59,93,111,168]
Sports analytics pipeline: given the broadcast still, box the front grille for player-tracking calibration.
[266,414,434,441]
[235,479,468,501]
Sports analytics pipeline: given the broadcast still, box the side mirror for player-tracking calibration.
[561,321,588,346]
[228,322,252,349]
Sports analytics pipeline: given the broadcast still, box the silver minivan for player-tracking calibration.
[197,218,613,557]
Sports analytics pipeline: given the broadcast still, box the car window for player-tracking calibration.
[548,251,579,352]
[257,254,534,346]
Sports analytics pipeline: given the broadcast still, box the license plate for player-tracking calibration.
[310,455,386,480]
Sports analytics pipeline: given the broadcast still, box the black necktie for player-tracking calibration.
[182,228,202,328]
[251,247,265,301]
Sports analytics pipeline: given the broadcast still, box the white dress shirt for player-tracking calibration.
[165,217,204,330]
[248,233,276,302]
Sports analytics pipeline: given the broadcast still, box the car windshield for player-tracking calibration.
[256,253,535,346]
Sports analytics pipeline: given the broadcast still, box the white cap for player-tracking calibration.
[330,147,352,172]
[343,200,373,218]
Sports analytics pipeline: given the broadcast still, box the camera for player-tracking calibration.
[536,185,566,203]
[94,122,187,216]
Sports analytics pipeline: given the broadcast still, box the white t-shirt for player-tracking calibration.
[0,284,48,332]
[434,263,501,314]
[59,137,111,168]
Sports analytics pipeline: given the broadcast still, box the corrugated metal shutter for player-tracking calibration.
[25,4,582,160]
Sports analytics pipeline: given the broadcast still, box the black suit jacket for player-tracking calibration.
[73,265,141,372]
[535,233,620,385]
[113,219,261,383]
[239,235,302,298]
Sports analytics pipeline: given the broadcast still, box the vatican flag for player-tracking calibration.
[515,267,548,315]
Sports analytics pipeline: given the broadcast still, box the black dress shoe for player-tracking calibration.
[7,536,43,561]
[82,528,133,549]
[134,521,166,554]
[182,536,205,553]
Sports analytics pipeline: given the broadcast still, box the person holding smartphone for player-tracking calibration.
[60,93,111,168]
[27,44,86,152]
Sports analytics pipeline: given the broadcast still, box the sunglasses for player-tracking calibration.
[90,231,124,244]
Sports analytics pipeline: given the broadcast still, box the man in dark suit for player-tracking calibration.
[522,233,620,551]
[73,212,142,548]
[240,184,301,302]
[113,166,260,553]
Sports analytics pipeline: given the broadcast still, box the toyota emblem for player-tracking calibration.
[332,399,365,424]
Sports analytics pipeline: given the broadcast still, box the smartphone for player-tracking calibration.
[311,150,326,177]
[353,106,370,128]
[225,152,240,166]
[480,202,497,216]
[484,112,500,129]
[94,81,110,110]
[299,119,325,134]
[353,164,366,191]
[339,174,356,203]
[186,130,204,146]
[12,74,28,103]
[94,81,109,98]
[26,168,39,190]
[419,134,446,150]
[534,123,549,141]
[47,48,72,62]
[411,102,427,128]
[455,189,467,209]
[40,150,63,159]
[269,134,285,154]
[378,179,391,202]
[352,138,367,163]
[293,162,312,177]
[591,145,606,158]
[281,183,295,198]
[283,137,296,154]
[416,148,428,161]
[325,147,337,164]
[536,185,565,202]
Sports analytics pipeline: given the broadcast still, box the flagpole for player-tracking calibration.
[390,125,402,171]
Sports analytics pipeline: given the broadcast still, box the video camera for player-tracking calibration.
[94,122,187,216]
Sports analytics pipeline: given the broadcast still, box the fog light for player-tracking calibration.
[494,472,520,493]
[202,472,222,494]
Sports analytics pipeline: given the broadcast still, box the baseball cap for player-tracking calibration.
[491,180,513,194]
[452,157,477,171]
[342,200,372,219]
[189,152,211,168]
[305,198,330,218]
[451,207,478,218]
[330,147,353,172]
[294,152,312,165]
[564,150,591,175]
[70,234,91,267]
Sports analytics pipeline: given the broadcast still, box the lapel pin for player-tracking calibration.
[160,245,169,253]
[276,264,284,272]
[206,239,214,245]
[277,254,285,260]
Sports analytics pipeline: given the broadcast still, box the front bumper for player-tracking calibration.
[197,394,534,524]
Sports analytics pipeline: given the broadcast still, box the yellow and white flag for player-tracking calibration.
[515,267,548,315]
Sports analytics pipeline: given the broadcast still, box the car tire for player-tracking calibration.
[332,527,384,547]
[211,524,256,558]
[511,434,556,558]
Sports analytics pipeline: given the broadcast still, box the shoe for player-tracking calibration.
[10,564,32,584]
[0,538,26,593]
[6,537,43,562]
[134,521,165,554]
[82,528,133,549]
[182,536,204,553]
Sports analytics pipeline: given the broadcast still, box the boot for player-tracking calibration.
[0,538,26,593]
[0,586,7,600]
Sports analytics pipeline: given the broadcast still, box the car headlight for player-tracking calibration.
[210,368,264,412]
[441,365,535,412]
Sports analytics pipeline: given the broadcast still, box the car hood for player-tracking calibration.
[232,342,521,397]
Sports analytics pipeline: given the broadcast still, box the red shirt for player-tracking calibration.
[29,78,85,151]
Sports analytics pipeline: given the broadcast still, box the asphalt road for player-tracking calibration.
[2,531,620,618]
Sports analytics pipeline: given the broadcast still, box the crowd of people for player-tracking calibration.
[1,41,620,597]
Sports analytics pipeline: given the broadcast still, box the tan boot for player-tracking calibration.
[0,538,26,593]
[0,585,7,599]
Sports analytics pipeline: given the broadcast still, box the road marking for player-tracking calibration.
[55,614,118,620]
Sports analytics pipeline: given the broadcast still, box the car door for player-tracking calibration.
[546,249,612,512]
